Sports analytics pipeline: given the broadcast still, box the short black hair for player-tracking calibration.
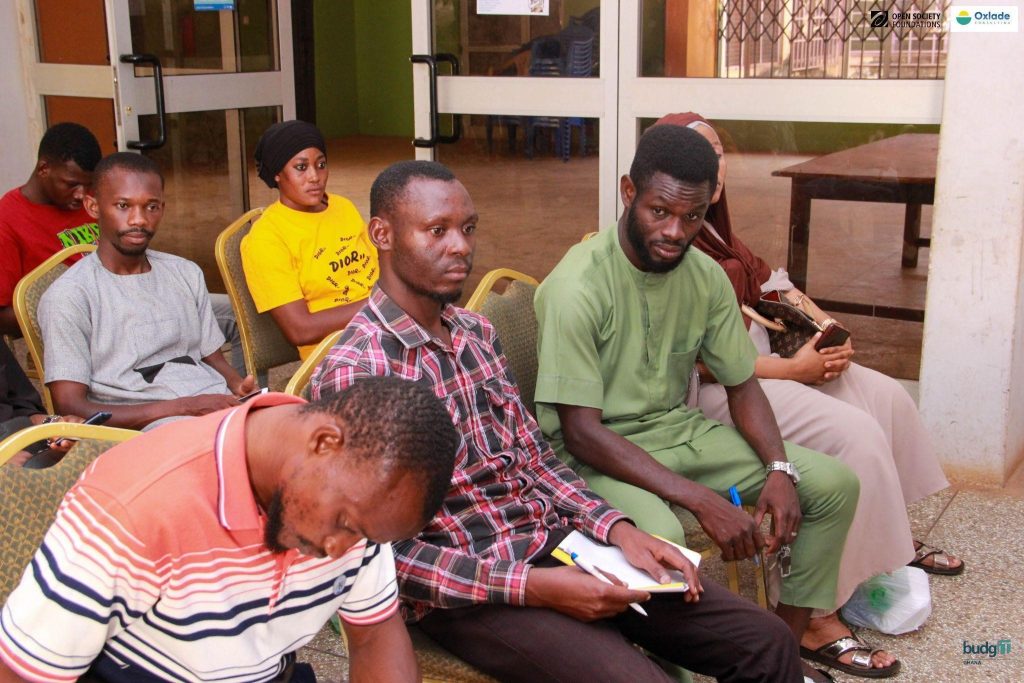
[92,152,165,191]
[38,123,102,172]
[302,376,459,522]
[370,160,456,218]
[630,125,718,196]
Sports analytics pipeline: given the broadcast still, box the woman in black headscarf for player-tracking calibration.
[240,120,378,360]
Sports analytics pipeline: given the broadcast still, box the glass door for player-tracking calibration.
[617,0,946,379]
[411,0,617,297]
[21,0,295,291]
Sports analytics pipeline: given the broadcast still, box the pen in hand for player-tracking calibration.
[569,551,649,617]
[728,485,761,567]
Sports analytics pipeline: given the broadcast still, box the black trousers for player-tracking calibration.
[418,557,803,683]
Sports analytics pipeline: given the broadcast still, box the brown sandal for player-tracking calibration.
[909,541,965,576]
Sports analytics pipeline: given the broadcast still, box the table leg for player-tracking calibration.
[903,203,923,268]
[786,185,812,292]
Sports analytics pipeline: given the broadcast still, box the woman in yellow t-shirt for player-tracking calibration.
[241,120,379,359]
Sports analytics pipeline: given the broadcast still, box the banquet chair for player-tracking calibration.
[465,268,540,417]
[13,243,97,413]
[0,423,139,606]
[215,208,300,384]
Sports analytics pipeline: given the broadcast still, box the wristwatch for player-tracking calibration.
[765,461,800,486]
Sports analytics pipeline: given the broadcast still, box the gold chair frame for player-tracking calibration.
[0,422,138,467]
[13,243,97,413]
[464,268,539,311]
[283,329,344,398]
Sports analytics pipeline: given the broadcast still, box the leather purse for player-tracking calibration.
[742,290,848,358]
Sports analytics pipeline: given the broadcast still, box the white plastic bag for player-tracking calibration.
[841,566,932,635]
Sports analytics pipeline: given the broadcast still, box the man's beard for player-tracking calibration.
[427,289,462,305]
[625,205,690,274]
[263,489,288,554]
[113,229,154,257]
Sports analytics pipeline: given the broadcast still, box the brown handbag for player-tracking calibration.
[743,290,848,358]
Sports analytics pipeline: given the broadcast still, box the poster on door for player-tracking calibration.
[477,0,550,15]
[194,0,235,10]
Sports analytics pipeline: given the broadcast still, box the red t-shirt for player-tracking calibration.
[0,188,99,306]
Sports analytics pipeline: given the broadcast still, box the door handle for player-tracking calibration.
[434,53,461,144]
[410,53,462,148]
[119,53,167,150]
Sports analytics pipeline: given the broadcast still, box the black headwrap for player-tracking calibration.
[254,120,327,189]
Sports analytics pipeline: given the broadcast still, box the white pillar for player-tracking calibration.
[919,5,1024,486]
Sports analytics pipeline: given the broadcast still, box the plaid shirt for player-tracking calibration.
[311,286,625,621]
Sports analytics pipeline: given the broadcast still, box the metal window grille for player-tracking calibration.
[718,0,950,78]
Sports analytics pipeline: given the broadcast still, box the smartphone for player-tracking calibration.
[82,411,113,426]
[45,411,112,445]
[814,323,851,350]
[239,387,269,402]
[27,411,114,469]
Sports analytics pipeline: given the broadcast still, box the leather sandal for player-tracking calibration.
[909,541,965,575]
[800,635,901,679]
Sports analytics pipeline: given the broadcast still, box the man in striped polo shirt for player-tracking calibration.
[0,379,458,682]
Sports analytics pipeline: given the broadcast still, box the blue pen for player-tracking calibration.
[728,486,761,566]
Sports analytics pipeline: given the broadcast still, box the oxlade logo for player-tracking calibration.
[949,5,1019,31]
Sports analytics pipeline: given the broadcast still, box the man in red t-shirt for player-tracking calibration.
[0,123,101,335]
[0,125,245,378]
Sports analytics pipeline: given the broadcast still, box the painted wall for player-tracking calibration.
[315,0,413,139]
[354,0,413,137]
[920,27,1024,486]
[0,2,37,191]
[314,1,359,137]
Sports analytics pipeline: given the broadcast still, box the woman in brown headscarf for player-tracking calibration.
[655,113,961,679]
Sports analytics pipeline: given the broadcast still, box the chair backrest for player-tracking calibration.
[465,269,541,417]
[0,423,138,605]
[283,329,344,399]
[214,208,301,378]
[13,244,97,413]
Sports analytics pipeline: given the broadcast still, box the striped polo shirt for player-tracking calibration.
[0,393,398,682]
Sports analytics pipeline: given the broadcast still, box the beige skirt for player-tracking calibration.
[696,323,948,609]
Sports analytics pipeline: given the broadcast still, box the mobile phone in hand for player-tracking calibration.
[814,323,851,350]
[239,387,269,402]
[82,411,113,426]
[30,411,113,468]
[46,411,112,445]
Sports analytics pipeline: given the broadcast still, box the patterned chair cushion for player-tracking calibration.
[478,280,539,417]
[0,439,116,605]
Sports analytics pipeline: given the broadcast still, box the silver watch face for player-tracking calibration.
[768,461,800,483]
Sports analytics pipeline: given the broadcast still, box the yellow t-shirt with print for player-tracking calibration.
[240,194,378,359]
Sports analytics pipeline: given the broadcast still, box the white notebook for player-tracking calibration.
[551,530,701,592]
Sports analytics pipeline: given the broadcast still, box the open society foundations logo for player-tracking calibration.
[949,6,1019,31]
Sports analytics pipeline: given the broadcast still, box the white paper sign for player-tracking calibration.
[478,0,550,16]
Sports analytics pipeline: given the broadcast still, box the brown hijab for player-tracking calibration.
[653,113,772,320]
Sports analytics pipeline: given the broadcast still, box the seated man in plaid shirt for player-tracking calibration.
[310,160,804,683]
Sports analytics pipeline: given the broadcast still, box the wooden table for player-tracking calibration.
[772,133,938,321]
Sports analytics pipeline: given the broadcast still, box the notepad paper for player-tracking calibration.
[551,531,701,593]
